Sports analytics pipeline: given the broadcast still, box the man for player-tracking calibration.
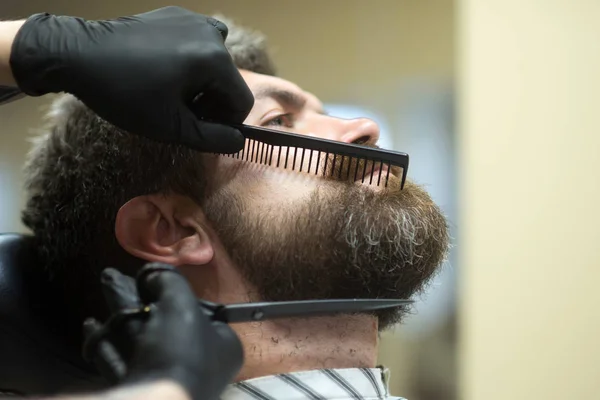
[21,14,450,400]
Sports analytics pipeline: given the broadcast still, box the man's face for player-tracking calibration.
[201,70,449,328]
[208,70,403,210]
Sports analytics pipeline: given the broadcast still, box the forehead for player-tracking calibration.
[239,69,323,110]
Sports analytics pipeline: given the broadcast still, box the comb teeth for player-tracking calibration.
[219,138,401,189]
[268,144,274,165]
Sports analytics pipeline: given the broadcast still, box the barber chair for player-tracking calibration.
[0,233,105,396]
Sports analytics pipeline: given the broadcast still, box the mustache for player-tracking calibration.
[232,140,404,189]
[320,145,403,188]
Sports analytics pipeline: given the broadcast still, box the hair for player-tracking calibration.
[20,15,276,320]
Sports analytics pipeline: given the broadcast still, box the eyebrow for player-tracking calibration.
[254,85,329,116]
[254,86,308,111]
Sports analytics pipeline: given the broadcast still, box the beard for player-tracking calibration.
[203,173,450,330]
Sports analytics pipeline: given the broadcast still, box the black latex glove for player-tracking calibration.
[10,6,253,153]
[84,264,244,400]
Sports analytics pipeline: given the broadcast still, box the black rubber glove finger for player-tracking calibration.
[212,321,245,377]
[99,268,143,361]
[179,19,253,125]
[189,63,255,125]
[136,263,198,313]
[206,17,229,40]
[179,106,246,154]
[82,318,127,383]
[100,268,141,313]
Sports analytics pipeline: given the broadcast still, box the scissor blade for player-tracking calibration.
[212,298,413,323]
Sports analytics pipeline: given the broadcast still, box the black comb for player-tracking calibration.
[222,124,409,189]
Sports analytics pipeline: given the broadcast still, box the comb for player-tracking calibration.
[223,124,409,190]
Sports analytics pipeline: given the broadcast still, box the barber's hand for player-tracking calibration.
[84,264,244,400]
[10,7,253,153]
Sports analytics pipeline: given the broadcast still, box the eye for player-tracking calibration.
[264,114,294,128]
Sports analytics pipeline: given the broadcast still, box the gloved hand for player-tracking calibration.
[84,264,244,400]
[10,6,253,153]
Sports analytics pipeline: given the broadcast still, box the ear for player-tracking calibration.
[115,194,214,266]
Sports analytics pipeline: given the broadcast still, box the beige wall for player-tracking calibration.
[1,0,454,114]
[459,0,600,399]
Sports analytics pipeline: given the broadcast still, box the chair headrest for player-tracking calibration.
[0,233,105,396]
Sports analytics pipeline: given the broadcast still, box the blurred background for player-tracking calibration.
[1,1,599,399]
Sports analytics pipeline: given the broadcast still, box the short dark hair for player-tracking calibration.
[21,15,275,320]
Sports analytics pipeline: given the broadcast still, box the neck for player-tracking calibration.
[232,314,379,381]
[178,243,380,381]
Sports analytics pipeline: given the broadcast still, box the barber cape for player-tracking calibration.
[221,367,406,400]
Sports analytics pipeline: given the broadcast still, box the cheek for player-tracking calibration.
[238,139,331,180]
[211,156,321,211]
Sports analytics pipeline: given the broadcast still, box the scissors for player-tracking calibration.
[82,297,413,365]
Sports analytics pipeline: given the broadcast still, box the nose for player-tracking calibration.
[339,118,381,146]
